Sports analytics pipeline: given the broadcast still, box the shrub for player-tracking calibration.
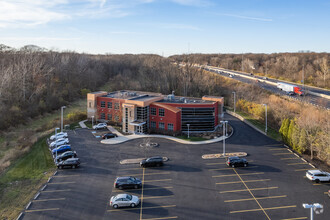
[67,111,87,123]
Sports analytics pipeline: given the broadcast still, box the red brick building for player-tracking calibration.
[87,91,224,134]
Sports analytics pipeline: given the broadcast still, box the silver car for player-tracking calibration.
[110,194,140,209]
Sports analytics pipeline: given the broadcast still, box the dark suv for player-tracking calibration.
[102,133,118,139]
[114,176,142,189]
[140,156,163,167]
[54,151,77,163]
[57,158,80,169]
[226,156,248,168]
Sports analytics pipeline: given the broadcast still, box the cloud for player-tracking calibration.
[0,1,69,28]
[220,13,273,22]
[0,0,155,28]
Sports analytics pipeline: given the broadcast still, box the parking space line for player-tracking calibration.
[281,217,307,220]
[269,148,287,151]
[48,182,75,185]
[53,175,80,177]
[113,186,173,192]
[42,189,71,193]
[324,192,328,194]
[124,172,171,176]
[232,169,271,219]
[108,205,176,212]
[230,205,296,214]
[213,172,264,178]
[216,179,270,185]
[220,187,278,194]
[209,166,258,171]
[280,157,300,160]
[142,216,178,220]
[273,153,292,155]
[294,168,310,171]
[33,198,66,202]
[144,179,172,183]
[224,195,287,203]
[140,168,145,220]
[143,195,174,199]
[119,167,143,171]
[287,163,307,165]
[25,208,60,213]
[206,160,254,165]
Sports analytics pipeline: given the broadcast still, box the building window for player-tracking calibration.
[159,108,165,117]
[100,101,105,108]
[89,102,92,108]
[107,114,112,120]
[151,107,156,116]
[107,102,112,108]
[151,121,156,128]
[168,123,174,131]
[115,103,119,110]
[159,122,165,130]
[101,113,105,119]
[114,115,119,122]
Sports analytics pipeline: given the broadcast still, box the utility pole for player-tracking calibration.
[232,92,236,113]
[241,54,244,72]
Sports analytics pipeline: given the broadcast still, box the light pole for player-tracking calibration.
[232,92,236,113]
[91,116,94,128]
[55,127,60,161]
[220,121,228,156]
[263,104,267,134]
[187,124,190,139]
[303,203,322,220]
[61,106,66,132]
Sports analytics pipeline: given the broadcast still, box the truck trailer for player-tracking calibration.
[277,82,304,96]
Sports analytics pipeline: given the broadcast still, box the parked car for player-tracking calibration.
[52,145,71,155]
[93,123,107,130]
[306,170,330,183]
[54,151,77,163]
[49,138,69,148]
[57,158,80,169]
[140,156,163,167]
[226,156,248,168]
[102,133,118,139]
[110,194,140,209]
[114,176,142,190]
[50,132,68,141]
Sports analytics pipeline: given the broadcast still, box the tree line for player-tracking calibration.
[170,53,329,89]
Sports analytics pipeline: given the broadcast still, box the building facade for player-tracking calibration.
[87,90,224,134]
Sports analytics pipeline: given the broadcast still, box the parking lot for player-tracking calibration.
[23,115,329,220]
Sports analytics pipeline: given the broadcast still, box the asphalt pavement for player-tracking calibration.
[22,114,329,220]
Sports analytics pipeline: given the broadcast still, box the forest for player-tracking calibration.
[0,46,329,169]
[170,53,329,89]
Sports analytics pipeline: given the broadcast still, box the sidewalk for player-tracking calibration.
[79,120,229,145]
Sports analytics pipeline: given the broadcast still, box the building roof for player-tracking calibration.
[158,95,214,104]
[152,102,181,113]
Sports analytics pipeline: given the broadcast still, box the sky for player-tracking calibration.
[0,0,329,56]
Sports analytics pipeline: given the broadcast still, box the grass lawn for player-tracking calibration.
[0,135,55,219]
[176,136,208,142]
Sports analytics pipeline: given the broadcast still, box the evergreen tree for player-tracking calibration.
[279,118,290,144]
[297,129,307,154]
[291,119,300,151]
[287,119,295,146]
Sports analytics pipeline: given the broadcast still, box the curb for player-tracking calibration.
[16,212,24,220]
[34,192,40,200]
[47,177,52,183]
[25,201,31,210]
[41,184,47,191]
[202,152,247,159]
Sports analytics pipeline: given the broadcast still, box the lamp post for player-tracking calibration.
[91,116,94,128]
[55,127,60,161]
[187,124,190,139]
[303,203,322,220]
[220,121,228,156]
[61,106,66,132]
[263,104,267,134]
[232,92,236,113]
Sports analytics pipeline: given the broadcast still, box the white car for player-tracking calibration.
[93,123,107,130]
[110,194,140,209]
[306,170,330,183]
[50,138,69,148]
[50,132,68,141]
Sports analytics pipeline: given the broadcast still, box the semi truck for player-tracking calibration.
[277,82,304,96]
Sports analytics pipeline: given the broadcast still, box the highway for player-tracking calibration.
[201,65,330,109]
